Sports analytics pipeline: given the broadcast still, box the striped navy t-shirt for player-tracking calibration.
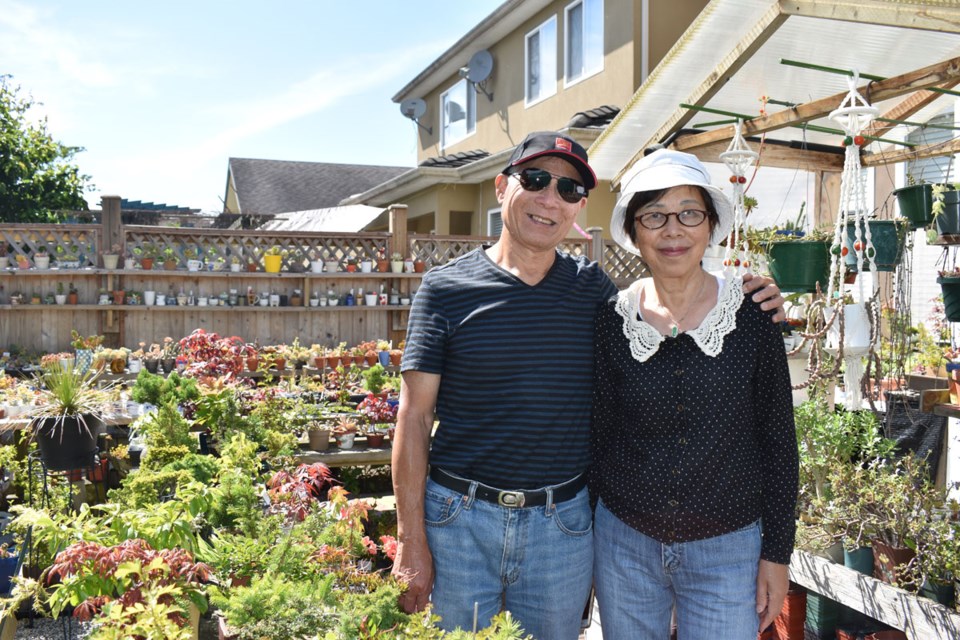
[401,247,617,489]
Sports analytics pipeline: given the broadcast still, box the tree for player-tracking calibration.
[0,75,91,223]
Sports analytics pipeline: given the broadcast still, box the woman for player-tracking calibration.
[589,149,798,639]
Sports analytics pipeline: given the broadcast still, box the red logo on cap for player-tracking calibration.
[555,137,572,152]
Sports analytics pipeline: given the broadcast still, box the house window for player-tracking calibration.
[488,208,503,237]
[525,16,557,106]
[905,111,955,184]
[441,79,476,149]
[565,0,603,85]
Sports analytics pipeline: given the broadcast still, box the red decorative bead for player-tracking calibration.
[854,135,865,146]
[733,258,741,266]
[854,241,863,251]
[729,175,738,183]
[737,176,747,184]
[841,246,849,256]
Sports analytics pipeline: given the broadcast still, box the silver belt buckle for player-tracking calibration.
[498,490,525,508]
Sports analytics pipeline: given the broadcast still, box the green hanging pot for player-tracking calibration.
[934,189,960,240]
[767,240,831,293]
[893,183,934,229]
[843,219,908,272]
[938,276,960,322]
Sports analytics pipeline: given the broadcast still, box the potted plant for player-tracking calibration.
[390,252,404,273]
[160,247,179,270]
[28,362,105,471]
[14,252,29,269]
[55,244,81,269]
[932,182,960,242]
[263,246,285,273]
[102,242,122,269]
[893,179,936,230]
[66,282,79,305]
[324,256,340,273]
[332,415,358,448]
[413,256,426,273]
[758,207,833,293]
[54,282,67,305]
[183,247,202,271]
[229,255,242,272]
[0,244,8,269]
[376,250,389,273]
[33,245,51,270]
[842,218,909,273]
[344,257,358,273]
[359,256,373,273]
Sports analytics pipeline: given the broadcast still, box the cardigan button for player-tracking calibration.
[674,368,683,376]
[668,499,679,507]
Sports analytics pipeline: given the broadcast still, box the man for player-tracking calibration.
[391,131,784,639]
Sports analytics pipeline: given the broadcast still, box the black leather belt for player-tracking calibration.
[429,467,586,508]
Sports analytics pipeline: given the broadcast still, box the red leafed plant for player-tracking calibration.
[177,328,255,380]
[266,462,340,521]
[46,538,211,623]
[356,393,397,425]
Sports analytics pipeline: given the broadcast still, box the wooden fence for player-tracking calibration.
[0,200,644,354]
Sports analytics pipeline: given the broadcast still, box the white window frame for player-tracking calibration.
[440,79,476,150]
[564,0,604,87]
[487,207,503,237]
[525,16,557,107]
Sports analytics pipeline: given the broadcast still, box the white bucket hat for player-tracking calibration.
[610,149,734,256]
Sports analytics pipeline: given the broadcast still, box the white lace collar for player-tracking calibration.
[614,273,744,362]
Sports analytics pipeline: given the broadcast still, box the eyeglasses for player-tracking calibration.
[509,168,587,204]
[634,209,708,230]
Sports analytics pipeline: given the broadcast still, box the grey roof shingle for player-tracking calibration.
[419,149,490,169]
[228,158,408,215]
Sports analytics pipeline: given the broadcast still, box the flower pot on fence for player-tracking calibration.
[937,276,960,321]
[844,546,874,575]
[894,183,935,229]
[843,219,907,272]
[33,415,99,471]
[366,432,386,448]
[767,240,831,293]
[918,579,955,608]
[263,254,282,273]
[101,254,119,269]
[872,539,915,586]
[774,586,806,640]
[935,189,960,241]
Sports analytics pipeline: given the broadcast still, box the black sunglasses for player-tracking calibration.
[510,168,587,203]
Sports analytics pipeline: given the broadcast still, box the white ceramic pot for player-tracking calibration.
[230,262,241,272]
[337,433,356,449]
[143,290,156,306]
[124,258,136,269]
[310,298,319,307]
[54,294,66,305]
[390,260,403,274]
[102,254,120,269]
[360,260,373,273]
[0,257,8,269]
[197,297,208,306]
[311,260,324,273]
[156,294,166,306]
[187,259,203,272]
[128,359,142,373]
[364,293,378,306]
[34,255,51,269]
[400,297,410,306]
[324,260,339,273]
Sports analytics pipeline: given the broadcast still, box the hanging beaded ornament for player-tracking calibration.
[719,119,758,276]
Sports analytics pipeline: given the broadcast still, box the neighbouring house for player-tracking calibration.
[343,0,710,238]
[223,157,407,217]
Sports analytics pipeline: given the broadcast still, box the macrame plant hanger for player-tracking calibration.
[826,69,881,409]
[719,119,759,277]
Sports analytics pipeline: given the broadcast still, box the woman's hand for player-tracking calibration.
[743,274,786,323]
[756,559,789,631]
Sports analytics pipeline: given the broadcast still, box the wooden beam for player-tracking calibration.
[862,136,960,167]
[865,80,960,138]
[616,3,789,184]
[674,55,960,153]
[679,138,845,172]
[789,550,960,639]
[779,0,960,35]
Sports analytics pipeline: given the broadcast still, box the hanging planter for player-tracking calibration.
[767,240,831,293]
[934,189,960,241]
[893,183,935,229]
[843,220,907,272]
[33,414,99,471]
[937,275,960,321]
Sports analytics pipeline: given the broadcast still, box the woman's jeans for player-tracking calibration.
[594,499,760,640]
[425,476,593,640]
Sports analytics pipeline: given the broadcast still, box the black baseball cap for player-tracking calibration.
[502,131,597,191]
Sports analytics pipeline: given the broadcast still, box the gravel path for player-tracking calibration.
[12,616,85,639]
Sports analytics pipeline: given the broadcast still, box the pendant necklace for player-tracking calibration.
[653,273,706,338]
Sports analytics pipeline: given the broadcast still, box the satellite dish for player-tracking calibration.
[399,98,431,135]
[460,50,494,101]
[465,50,494,84]
[400,98,427,120]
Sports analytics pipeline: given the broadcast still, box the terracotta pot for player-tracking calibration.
[163,259,177,270]
[272,357,286,371]
[377,259,389,272]
[246,357,259,372]
[774,587,806,640]
[67,292,78,305]
[365,352,378,366]
[140,257,154,270]
[389,351,402,366]
[340,355,354,367]
[112,291,125,305]
[345,264,357,272]
[314,356,327,370]
[246,262,258,272]
[366,433,385,448]
[414,260,426,273]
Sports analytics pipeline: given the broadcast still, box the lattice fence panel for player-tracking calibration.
[409,235,498,266]
[123,228,390,272]
[1,225,100,267]
[558,240,590,258]
[603,241,647,285]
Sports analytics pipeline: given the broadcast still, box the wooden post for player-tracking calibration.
[388,204,409,259]
[100,195,123,259]
[587,226,604,268]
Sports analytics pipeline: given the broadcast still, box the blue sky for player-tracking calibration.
[0,1,503,214]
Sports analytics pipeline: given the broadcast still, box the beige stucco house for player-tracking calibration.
[343,0,709,238]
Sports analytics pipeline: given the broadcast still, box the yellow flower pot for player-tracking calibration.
[263,254,282,273]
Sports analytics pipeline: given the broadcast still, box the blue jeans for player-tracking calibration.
[594,500,760,640]
[424,475,593,639]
